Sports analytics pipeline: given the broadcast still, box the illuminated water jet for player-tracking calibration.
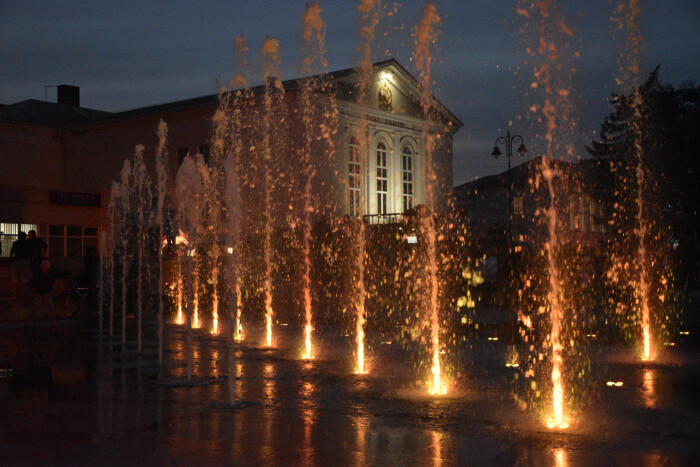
[414,0,445,397]
[353,0,378,375]
[260,36,282,349]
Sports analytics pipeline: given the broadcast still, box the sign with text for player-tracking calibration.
[50,190,101,207]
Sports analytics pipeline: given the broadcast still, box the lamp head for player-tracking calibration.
[517,143,527,156]
[491,146,502,159]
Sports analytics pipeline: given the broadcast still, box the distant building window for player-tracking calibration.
[569,194,605,233]
[178,147,189,166]
[376,142,388,215]
[198,145,211,164]
[402,146,414,211]
[0,223,39,258]
[348,136,360,217]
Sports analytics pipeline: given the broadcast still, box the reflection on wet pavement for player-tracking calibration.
[642,368,657,409]
[1,323,699,465]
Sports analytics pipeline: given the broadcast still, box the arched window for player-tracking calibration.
[348,136,360,217]
[402,146,414,211]
[376,142,388,215]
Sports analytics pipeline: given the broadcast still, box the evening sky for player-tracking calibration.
[1,0,698,185]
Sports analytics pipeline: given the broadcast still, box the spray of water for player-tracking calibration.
[108,183,119,338]
[413,0,446,396]
[260,36,283,348]
[518,0,576,428]
[176,155,204,380]
[299,1,328,360]
[155,119,168,362]
[614,0,653,361]
[132,145,151,353]
[542,160,567,429]
[176,272,184,325]
[230,34,250,342]
[224,150,242,403]
[99,230,106,338]
[353,0,379,375]
[119,159,131,346]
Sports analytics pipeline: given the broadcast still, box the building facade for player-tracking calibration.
[453,156,608,247]
[0,60,462,259]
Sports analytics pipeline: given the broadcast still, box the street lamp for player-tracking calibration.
[490,130,527,245]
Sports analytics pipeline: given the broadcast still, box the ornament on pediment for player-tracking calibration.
[378,81,393,110]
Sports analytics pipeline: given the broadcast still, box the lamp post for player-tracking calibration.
[491,130,527,245]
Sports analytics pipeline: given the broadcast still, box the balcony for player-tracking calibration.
[363,213,404,225]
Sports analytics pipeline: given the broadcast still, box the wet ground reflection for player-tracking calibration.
[1,323,699,465]
[642,368,657,409]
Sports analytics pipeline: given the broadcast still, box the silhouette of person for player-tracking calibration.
[26,229,48,274]
[10,231,31,295]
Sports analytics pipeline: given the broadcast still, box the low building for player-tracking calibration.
[453,156,608,247]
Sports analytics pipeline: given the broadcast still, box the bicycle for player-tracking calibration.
[53,278,87,320]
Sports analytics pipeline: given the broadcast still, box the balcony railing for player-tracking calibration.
[363,212,404,225]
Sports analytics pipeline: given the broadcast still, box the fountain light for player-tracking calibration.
[302,323,314,359]
[176,278,184,325]
[355,346,368,374]
[642,324,652,361]
[427,376,448,396]
[545,417,570,430]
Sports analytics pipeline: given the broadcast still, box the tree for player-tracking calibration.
[587,67,700,298]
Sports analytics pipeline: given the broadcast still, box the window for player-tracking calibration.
[402,146,414,211]
[198,144,211,164]
[0,223,19,258]
[1,223,41,258]
[569,194,606,233]
[348,136,360,217]
[376,142,388,215]
[49,225,65,258]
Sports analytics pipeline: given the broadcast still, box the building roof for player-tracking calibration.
[0,59,462,130]
[453,156,576,195]
[0,99,112,128]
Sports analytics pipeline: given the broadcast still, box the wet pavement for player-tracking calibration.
[1,320,699,466]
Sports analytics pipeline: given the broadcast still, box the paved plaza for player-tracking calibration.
[1,319,699,466]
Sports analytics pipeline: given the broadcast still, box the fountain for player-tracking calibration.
[298,1,328,360]
[260,37,283,349]
[517,0,578,429]
[414,0,446,396]
[352,0,379,375]
[614,0,654,362]
[95,2,685,438]
[155,119,168,363]
[100,0,466,398]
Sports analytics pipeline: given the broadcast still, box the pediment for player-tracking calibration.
[329,59,462,129]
